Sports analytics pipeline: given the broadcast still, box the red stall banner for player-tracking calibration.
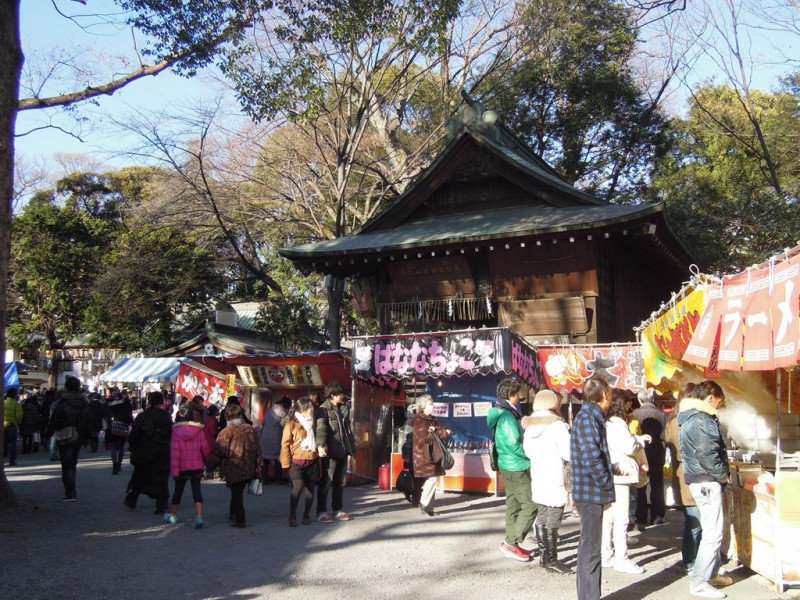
[741,268,774,370]
[684,284,724,369]
[538,344,645,394]
[683,246,800,372]
[176,360,243,405]
[717,273,748,371]
[772,255,800,368]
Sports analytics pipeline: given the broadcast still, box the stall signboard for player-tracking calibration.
[642,288,705,385]
[351,328,543,388]
[538,344,645,393]
[237,363,323,388]
[176,361,243,405]
[683,252,800,371]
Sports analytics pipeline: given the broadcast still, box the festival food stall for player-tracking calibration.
[352,327,544,494]
[189,351,352,425]
[637,246,800,593]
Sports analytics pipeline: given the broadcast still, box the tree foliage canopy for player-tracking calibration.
[648,83,800,274]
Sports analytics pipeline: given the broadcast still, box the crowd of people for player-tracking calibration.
[483,376,733,600]
[4,374,736,599]
[3,379,357,532]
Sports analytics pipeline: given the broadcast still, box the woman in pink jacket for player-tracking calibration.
[166,404,211,528]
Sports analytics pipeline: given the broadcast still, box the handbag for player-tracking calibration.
[55,425,79,447]
[111,419,130,438]
[431,433,454,471]
[247,478,263,496]
[396,469,414,500]
[613,455,640,485]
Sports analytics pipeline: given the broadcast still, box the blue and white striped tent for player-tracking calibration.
[4,362,19,390]
[99,357,182,383]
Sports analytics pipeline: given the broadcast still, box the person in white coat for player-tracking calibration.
[602,391,651,574]
[522,389,572,574]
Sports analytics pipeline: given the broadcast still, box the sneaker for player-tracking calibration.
[627,534,641,546]
[709,575,733,587]
[163,513,178,525]
[335,511,351,521]
[193,517,204,529]
[318,514,334,523]
[690,583,726,598]
[60,496,77,502]
[601,559,614,569]
[499,542,532,563]
[614,559,645,574]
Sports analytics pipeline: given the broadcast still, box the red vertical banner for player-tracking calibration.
[717,274,747,371]
[772,255,800,368]
[741,268,774,370]
[684,284,724,368]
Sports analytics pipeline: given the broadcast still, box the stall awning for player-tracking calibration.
[99,357,182,383]
[4,362,19,389]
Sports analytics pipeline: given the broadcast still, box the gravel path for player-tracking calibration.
[1,449,797,600]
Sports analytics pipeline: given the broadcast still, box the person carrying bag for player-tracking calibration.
[410,395,450,517]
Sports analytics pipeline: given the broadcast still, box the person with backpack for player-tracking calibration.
[487,378,538,562]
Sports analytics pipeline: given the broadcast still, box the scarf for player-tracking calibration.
[296,413,316,451]
[495,398,521,419]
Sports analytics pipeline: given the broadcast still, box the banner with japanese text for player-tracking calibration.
[351,328,543,389]
[682,246,800,371]
[237,363,323,388]
[684,284,724,369]
[538,344,645,393]
[176,361,243,405]
[772,255,800,368]
[641,288,705,385]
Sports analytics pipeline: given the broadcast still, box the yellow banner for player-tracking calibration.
[226,374,237,397]
[643,288,706,386]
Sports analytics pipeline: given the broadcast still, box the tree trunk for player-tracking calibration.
[0,0,23,508]
[325,276,345,349]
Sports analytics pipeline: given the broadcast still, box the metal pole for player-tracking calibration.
[776,370,782,472]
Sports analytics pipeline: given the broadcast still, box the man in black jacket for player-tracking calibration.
[46,376,91,501]
[315,381,356,523]
[678,380,731,599]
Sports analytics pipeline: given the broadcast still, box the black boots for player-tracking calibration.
[539,526,572,574]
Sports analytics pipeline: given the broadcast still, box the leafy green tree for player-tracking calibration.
[647,83,800,274]
[8,193,114,377]
[481,0,670,203]
[85,225,225,351]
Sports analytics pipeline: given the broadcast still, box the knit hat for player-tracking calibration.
[533,389,560,412]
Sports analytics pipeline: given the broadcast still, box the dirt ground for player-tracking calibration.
[1,448,798,600]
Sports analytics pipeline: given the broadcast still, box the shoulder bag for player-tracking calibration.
[431,432,454,471]
[55,425,79,447]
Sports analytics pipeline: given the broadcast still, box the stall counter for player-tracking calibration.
[390,452,503,496]
[730,469,800,593]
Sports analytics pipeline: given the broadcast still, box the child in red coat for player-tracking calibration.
[166,404,211,528]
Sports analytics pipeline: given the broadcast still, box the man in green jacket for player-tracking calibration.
[487,378,538,562]
[4,387,23,466]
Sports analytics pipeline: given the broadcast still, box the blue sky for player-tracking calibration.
[15,1,798,175]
